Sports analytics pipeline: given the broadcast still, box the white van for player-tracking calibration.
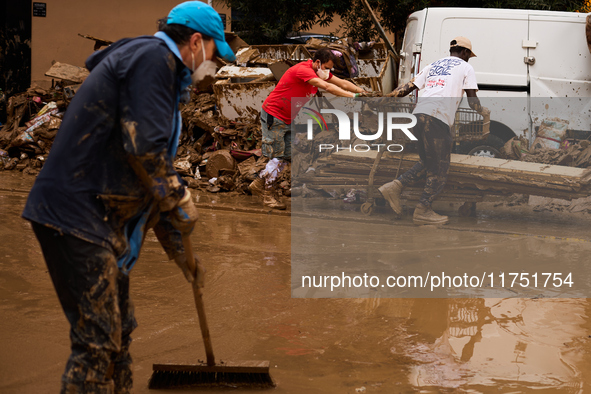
[398,8,591,156]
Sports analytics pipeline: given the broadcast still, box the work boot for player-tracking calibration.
[378,180,403,215]
[413,203,449,225]
[248,177,264,196]
[263,186,286,210]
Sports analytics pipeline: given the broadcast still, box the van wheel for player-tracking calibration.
[461,135,505,158]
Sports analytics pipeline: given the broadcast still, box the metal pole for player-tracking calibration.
[359,0,399,61]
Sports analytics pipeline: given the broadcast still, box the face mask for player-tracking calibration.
[191,43,217,86]
[316,66,330,81]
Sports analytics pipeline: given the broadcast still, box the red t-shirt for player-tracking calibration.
[262,59,332,124]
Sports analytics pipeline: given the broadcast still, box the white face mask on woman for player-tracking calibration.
[316,64,330,80]
[191,43,217,85]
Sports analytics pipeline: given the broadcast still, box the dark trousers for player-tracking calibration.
[397,114,453,207]
[32,222,137,394]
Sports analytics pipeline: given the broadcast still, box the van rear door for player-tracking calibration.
[424,9,529,88]
[528,12,591,130]
[528,12,591,98]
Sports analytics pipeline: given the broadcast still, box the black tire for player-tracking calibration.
[458,135,505,158]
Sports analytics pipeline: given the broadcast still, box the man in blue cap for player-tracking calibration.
[22,2,234,393]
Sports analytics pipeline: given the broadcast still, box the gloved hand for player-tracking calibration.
[478,106,491,117]
[174,252,206,286]
[170,188,199,235]
[354,90,378,98]
[368,95,392,109]
[365,91,384,98]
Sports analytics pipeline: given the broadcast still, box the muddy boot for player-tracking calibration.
[248,177,264,196]
[413,203,449,225]
[378,180,403,215]
[263,185,286,210]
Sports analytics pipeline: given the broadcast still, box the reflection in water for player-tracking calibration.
[1,173,590,393]
[407,298,587,392]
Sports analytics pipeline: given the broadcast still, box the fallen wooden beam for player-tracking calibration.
[297,150,591,201]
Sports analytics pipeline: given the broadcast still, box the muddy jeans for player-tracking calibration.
[397,114,453,207]
[32,222,137,394]
[261,108,291,160]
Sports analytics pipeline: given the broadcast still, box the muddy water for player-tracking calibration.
[0,172,590,393]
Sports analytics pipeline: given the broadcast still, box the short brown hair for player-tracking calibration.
[313,48,337,64]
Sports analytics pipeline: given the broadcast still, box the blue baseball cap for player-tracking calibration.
[167,1,236,62]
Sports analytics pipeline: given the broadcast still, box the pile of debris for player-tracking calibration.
[212,37,394,125]
[297,149,591,203]
[0,33,393,197]
[0,85,64,175]
[0,84,278,194]
[503,137,591,168]
[175,91,273,194]
[502,118,591,168]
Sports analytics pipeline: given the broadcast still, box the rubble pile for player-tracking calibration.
[0,86,277,194]
[175,91,273,194]
[523,141,591,168]
[0,36,386,196]
[3,35,588,206]
[0,86,65,176]
[502,136,591,168]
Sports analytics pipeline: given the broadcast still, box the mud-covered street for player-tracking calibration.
[1,171,591,393]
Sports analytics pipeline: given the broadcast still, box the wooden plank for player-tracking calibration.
[330,150,591,179]
[313,165,588,191]
[297,149,591,200]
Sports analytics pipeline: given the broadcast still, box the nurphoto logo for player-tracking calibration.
[304,108,418,153]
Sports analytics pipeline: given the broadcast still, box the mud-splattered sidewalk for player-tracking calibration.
[1,172,590,393]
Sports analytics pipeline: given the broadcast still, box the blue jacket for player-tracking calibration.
[22,32,192,273]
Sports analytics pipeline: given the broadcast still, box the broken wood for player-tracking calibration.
[45,62,89,84]
[78,34,113,50]
[249,74,276,83]
[298,150,591,201]
[359,0,399,62]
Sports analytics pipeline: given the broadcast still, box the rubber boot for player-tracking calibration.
[263,184,286,210]
[378,180,403,215]
[248,177,264,196]
[413,203,449,225]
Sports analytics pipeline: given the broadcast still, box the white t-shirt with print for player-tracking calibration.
[412,56,478,128]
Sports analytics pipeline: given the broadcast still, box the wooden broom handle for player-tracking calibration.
[183,236,215,366]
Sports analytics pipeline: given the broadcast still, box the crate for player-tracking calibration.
[454,108,490,142]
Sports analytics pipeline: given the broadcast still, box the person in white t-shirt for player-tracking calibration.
[378,36,490,225]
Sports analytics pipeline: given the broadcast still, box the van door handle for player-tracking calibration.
[524,56,535,65]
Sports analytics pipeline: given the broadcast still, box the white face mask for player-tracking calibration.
[191,43,217,86]
[316,64,330,80]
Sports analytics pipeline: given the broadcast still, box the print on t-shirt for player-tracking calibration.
[425,58,464,88]
[427,58,463,77]
[412,56,478,129]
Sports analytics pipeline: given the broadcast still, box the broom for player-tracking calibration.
[148,237,275,389]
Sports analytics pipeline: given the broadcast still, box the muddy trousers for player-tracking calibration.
[32,222,137,394]
[261,108,291,161]
[397,114,453,207]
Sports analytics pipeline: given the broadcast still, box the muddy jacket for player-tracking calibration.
[22,32,192,273]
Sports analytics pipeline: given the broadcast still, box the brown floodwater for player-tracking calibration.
[0,171,590,393]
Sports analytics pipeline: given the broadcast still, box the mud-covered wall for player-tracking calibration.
[30,0,231,88]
